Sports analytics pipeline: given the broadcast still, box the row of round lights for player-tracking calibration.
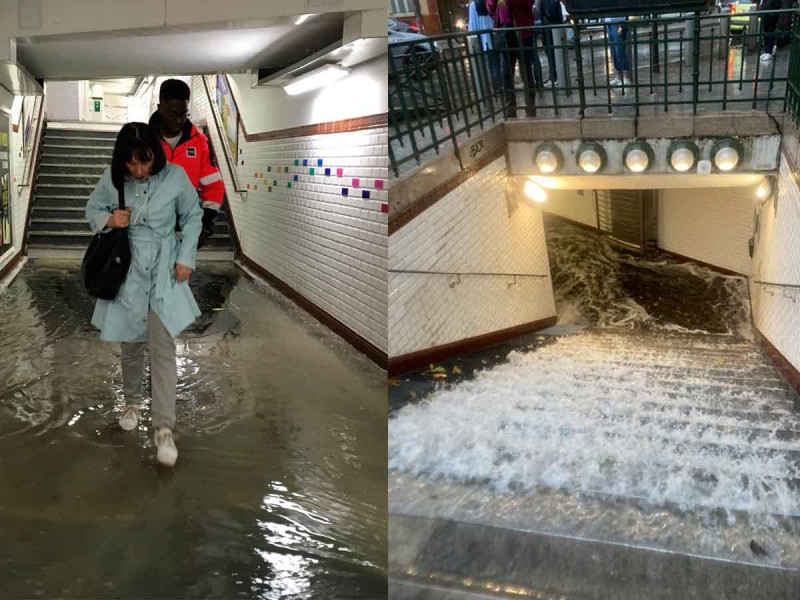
[534,139,745,175]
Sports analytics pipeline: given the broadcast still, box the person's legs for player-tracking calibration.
[503,31,521,117]
[198,206,218,249]
[119,341,146,430]
[147,309,177,431]
[521,36,539,114]
[763,16,779,56]
[543,28,557,83]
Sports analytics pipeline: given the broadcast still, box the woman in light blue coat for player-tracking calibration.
[85,122,202,467]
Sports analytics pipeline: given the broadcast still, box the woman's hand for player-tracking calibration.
[175,263,193,282]
[107,208,131,229]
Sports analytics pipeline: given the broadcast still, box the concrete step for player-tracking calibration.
[389,513,800,600]
[531,347,772,370]
[37,163,107,176]
[40,153,111,166]
[29,215,230,234]
[27,231,233,249]
[37,173,103,186]
[42,145,113,157]
[44,135,116,148]
[46,128,118,140]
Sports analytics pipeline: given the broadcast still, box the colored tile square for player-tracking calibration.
[310,168,315,176]
[325,168,331,176]
[375,179,384,190]
[268,166,272,172]
[246,183,250,189]
[284,167,289,173]
[352,178,360,187]
[254,184,258,190]
[317,159,323,166]
[362,190,370,199]
[294,159,299,166]
[302,159,308,166]
[273,180,277,186]
[293,175,299,182]
[268,187,272,192]
[288,182,292,189]
[336,168,343,177]
[381,203,389,213]
[341,188,349,196]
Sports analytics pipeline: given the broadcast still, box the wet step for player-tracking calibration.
[29,217,230,235]
[40,154,111,166]
[41,145,114,157]
[37,164,106,175]
[390,511,800,600]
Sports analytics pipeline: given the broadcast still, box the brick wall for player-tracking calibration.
[658,186,756,275]
[389,157,556,358]
[192,76,389,354]
[751,155,800,371]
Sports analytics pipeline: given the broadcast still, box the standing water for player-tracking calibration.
[0,259,386,599]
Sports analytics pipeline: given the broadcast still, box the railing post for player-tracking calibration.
[574,22,586,118]
[553,27,567,90]
[692,12,701,114]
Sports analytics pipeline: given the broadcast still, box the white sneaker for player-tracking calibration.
[118,405,139,431]
[623,77,633,86]
[609,76,622,87]
[760,52,773,62]
[155,427,178,467]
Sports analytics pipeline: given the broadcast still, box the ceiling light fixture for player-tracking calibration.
[577,142,607,174]
[534,143,563,174]
[712,138,744,172]
[623,141,654,173]
[283,65,350,96]
[667,140,699,173]
[524,178,548,203]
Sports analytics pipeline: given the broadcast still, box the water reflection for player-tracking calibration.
[0,259,386,599]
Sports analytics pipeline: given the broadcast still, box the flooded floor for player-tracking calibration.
[0,259,387,599]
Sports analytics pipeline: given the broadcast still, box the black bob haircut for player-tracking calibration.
[110,122,167,190]
[159,78,191,102]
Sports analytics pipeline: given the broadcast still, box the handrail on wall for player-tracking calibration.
[16,95,45,192]
[753,280,800,290]
[201,75,247,194]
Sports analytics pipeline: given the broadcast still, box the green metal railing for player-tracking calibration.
[389,9,800,176]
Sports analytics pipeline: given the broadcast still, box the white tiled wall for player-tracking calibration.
[192,76,389,353]
[658,186,756,275]
[389,157,556,358]
[543,190,597,228]
[751,155,800,371]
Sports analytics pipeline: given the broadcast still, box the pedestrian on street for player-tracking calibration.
[85,122,203,467]
[758,0,783,63]
[468,0,501,97]
[149,79,224,249]
[605,16,632,87]
[536,0,562,86]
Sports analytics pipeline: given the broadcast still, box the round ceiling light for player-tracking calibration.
[577,143,606,174]
[712,139,744,172]
[623,141,654,173]
[534,143,563,174]
[667,140,700,173]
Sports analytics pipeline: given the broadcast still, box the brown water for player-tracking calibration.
[0,259,387,599]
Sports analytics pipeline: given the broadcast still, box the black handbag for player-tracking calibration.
[81,185,131,300]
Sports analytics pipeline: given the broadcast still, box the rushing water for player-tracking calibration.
[0,259,386,599]
[388,218,800,565]
[545,218,752,338]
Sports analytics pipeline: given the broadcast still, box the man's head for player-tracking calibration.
[157,79,191,137]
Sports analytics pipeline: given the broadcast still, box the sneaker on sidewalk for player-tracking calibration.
[609,76,622,87]
[155,427,178,467]
[760,52,773,62]
[118,405,139,431]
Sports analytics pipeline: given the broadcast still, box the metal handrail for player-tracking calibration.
[753,280,800,289]
[389,8,800,176]
[389,269,549,277]
[201,75,247,194]
[16,95,44,191]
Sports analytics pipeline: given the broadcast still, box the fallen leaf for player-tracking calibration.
[428,364,447,375]
[452,366,462,375]
[432,373,447,379]
[388,378,401,387]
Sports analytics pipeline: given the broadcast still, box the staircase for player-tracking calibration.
[389,328,800,599]
[27,126,234,258]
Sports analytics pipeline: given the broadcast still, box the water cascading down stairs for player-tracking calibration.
[389,327,800,599]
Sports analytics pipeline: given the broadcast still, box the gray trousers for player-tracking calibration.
[121,309,177,430]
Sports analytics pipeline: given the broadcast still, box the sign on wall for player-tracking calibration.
[215,74,239,160]
[0,113,11,253]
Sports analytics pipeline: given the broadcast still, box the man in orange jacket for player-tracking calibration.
[149,79,224,248]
